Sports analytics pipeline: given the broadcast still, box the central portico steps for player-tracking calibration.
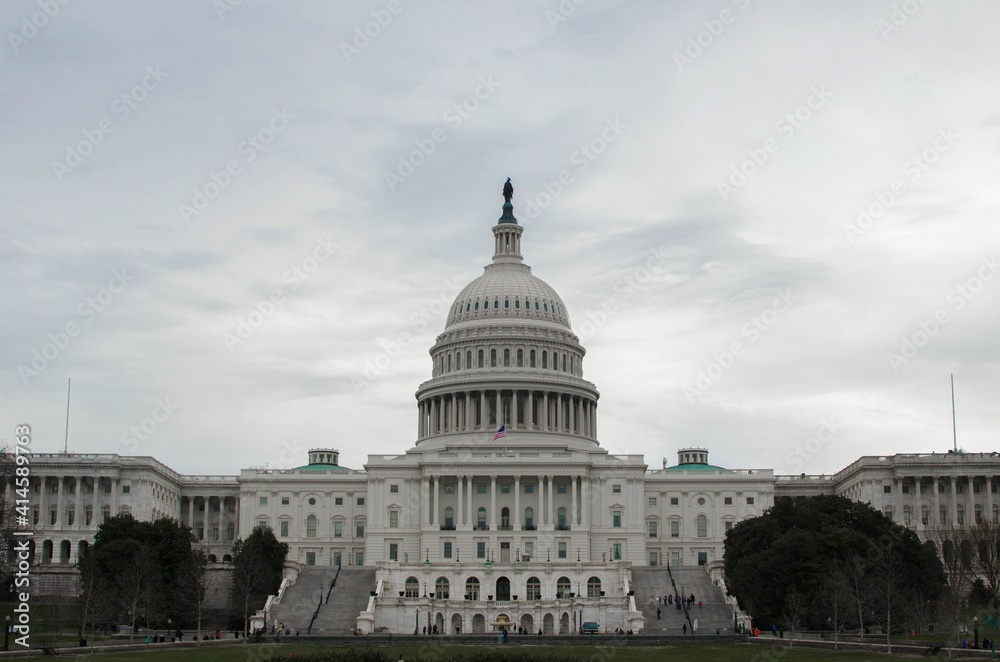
[269,566,376,634]
[630,566,736,634]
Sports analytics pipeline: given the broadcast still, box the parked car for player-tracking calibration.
[581,622,599,634]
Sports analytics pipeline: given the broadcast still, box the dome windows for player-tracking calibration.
[474,301,479,311]
[504,299,509,309]
[535,301,539,310]
[493,299,499,309]
[514,299,519,309]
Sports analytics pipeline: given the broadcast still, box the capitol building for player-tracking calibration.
[25,185,1000,633]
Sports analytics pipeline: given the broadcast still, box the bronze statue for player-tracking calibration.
[503,178,513,204]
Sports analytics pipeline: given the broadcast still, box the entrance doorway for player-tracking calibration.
[496,576,510,601]
[500,542,510,563]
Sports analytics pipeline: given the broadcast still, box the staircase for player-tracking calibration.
[268,566,340,631]
[631,566,736,634]
[309,567,377,634]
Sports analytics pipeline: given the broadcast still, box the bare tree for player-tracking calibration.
[114,546,163,638]
[842,553,873,635]
[180,549,215,643]
[934,525,975,657]
[969,520,1000,600]
[815,563,853,650]
[77,549,116,640]
[780,591,807,645]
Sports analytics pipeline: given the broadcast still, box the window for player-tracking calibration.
[443,542,452,559]
[525,484,534,493]
[356,552,364,566]
[902,484,910,494]
[357,497,365,506]
[648,497,657,506]
[558,542,567,558]
[104,484,111,494]
[542,351,548,369]
[501,484,510,494]
[524,507,534,529]
[491,349,497,367]
[613,544,622,560]
[650,551,659,566]
[477,485,486,493]
[558,507,567,528]
[259,496,267,506]
[530,350,536,367]
[334,521,343,537]
[587,577,602,597]
[557,484,567,494]
[698,552,708,566]
[517,349,523,367]
[444,485,453,493]
[405,577,420,598]
[671,521,680,538]
[477,542,486,559]
[477,507,486,529]
[435,577,450,599]
[612,484,621,494]
[670,497,679,506]
[556,576,571,598]
[335,497,343,505]
[612,510,622,528]
[725,520,734,531]
[466,577,480,600]
[724,497,732,505]
[308,497,316,506]
[389,543,398,561]
[390,484,398,494]
[356,520,365,538]
[443,507,454,528]
[306,515,317,538]
[280,521,289,537]
[696,514,708,538]
[746,497,755,505]
[389,510,399,528]
[883,485,892,494]
[504,348,510,366]
[306,552,315,566]
[281,497,290,506]
[524,541,533,559]
[648,521,657,538]
[122,485,131,494]
[478,350,484,368]
[527,576,541,600]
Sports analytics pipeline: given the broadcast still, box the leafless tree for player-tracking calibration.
[781,591,806,645]
[842,553,874,635]
[77,549,116,640]
[933,525,975,657]
[968,520,1000,599]
[115,546,162,638]
[180,548,215,643]
[814,563,853,650]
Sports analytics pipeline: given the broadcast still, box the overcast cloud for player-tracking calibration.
[2,0,998,477]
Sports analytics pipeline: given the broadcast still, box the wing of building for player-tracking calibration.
[24,187,1000,633]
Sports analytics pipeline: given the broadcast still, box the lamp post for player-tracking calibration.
[4,615,9,651]
[577,548,580,562]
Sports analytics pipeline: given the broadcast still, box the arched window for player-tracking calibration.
[504,298,509,309]
[557,507,567,528]
[465,577,480,600]
[466,350,472,369]
[405,576,420,598]
[696,514,708,538]
[478,350,484,368]
[524,507,534,529]
[515,299,520,309]
[529,350,536,367]
[447,354,451,372]
[526,576,541,600]
[556,576,571,598]
[587,576,602,598]
[435,577,450,599]
[504,348,510,367]
[493,299,499,309]
[542,351,548,369]
[517,349,523,367]
[501,507,510,529]
[477,507,486,529]
[306,514,317,538]
[474,301,479,311]
[444,507,454,528]
[490,349,497,367]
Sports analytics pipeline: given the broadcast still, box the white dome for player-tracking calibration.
[445,263,572,330]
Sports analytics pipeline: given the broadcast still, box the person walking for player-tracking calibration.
[657,608,661,620]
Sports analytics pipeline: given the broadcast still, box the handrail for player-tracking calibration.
[307,592,322,634]
[325,563,341,604]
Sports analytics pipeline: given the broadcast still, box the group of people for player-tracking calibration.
[650,593,699,608]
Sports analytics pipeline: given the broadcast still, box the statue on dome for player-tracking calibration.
[503,178,513,204]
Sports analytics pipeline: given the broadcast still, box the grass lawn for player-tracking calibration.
[55,642,918,661]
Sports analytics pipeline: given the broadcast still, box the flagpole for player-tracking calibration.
[951,373,957,453]
[64,377,72,453]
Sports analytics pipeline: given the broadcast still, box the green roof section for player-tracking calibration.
[291,464,348,471]
[663,463,731,472]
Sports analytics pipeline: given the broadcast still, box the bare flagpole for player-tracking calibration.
[64,377,71,453]
[951,373,957,453]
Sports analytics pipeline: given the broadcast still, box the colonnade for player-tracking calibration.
[418,389,597,439]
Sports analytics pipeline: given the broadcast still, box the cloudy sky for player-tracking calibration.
[3,1,999,478]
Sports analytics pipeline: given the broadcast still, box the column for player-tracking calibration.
[514,476,521,528]
[457,475,464,527]
[417,402,424,438]
[430,399,438,435]
[577,398,583,435]
[911,477,920,530]
[438,397,446,434]
[468,475,474,526]
[433,476,440,526]
[554,395,561,431]
[38,476,47,527]
[967,476,975,524]
[55,476,64,527]
[592,402,597,439]
[450,395,458,432]
[74,477,83,529]
[547,475,555,527]
[527,392,534,430]
[422,477,430,526]
[572,475,578,525]
[512,390,519,430]
[582,476,590,527]
[542,393,549,431]
[466,394,473,433]
[933,476,941,526]
[479,391,486,430]
[91,477,100,528]
[988,476,995,523]
[951,477,958,525]
[493,390,501,429]
[234,496,240,539]
[490,475,497,529]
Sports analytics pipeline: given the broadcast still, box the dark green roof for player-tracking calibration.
[291,464,348,471]
[664,463,730,472]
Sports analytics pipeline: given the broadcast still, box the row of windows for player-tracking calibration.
[646,516,737,538]
[437,347,580,376]
[259,517,366,538]
[648,496,755,506]
[260,496,365,507]
[887,503,1000,526]
[402,575,601,599]
[454,297,563,319]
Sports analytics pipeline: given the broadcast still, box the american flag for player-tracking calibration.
[493,425,506,441]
